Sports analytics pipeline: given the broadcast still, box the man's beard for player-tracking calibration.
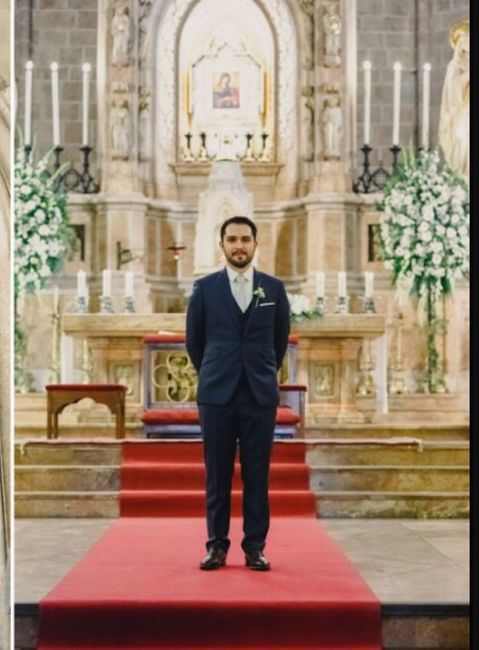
[224,250,253,269]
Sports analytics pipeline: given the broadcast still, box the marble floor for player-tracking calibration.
[15,518,469,606]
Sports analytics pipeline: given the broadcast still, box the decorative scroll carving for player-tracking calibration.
[152,350,197,403]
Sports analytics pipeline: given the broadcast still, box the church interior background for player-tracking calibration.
[13,1,469,649]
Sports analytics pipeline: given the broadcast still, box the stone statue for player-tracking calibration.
[299,0,315,70]
[302,88,315,161]
[138,87,151,160]
[321,95,342,159]
[323,2,341,67]
[438,19,469,181]
[111,5,131,67]
[110,98,130,160]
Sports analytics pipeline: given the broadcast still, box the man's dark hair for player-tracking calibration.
[220,216,257,241]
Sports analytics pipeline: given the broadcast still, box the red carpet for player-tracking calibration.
[38,441,381,649]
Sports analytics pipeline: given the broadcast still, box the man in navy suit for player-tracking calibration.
[186,216,290,571]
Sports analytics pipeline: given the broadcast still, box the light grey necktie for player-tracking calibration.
[234,275,248,312]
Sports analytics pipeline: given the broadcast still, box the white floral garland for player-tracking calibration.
[14,149,73,297]
[378,149,469,299]
[287,292,321,322]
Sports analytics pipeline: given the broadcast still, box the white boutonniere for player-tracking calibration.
[253,285,266,306]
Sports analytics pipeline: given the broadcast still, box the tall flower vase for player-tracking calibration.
[422,286,447,394]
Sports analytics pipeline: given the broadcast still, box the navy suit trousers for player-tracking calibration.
[199,376,276,553]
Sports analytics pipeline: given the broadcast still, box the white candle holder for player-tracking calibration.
[334,296,350,314]
[123,296,136,313]
[100,296,114,313]
[75,296,88,314]
[314,297,326,316]
[362,295,376,314]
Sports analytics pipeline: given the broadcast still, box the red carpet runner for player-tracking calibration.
[39,441,381,649]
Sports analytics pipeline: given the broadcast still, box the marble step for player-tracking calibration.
[15,488,469,519]
[15,492,118,518]
[15,444,122,466]
[16,466,120,492]
[309,465,469,492]
[306,441,469,466]
[315,491,469,518]
[16,463,469,494]
[306,425,469,440]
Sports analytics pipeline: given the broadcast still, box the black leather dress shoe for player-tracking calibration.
[200,546,227,570]
[244,549,271,571]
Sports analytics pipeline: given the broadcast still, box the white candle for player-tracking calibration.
[316,272,325,298]
[53,285,59,312]
[77,270,86,298]
[421,63,431,149]
[24,61,34,147]
[82,63,91,146]
[102,269,112,297]
[363,60,372,145]
[364,271,374,298]
[50,62,61,146]
[338,271,347,298]
[125,271,134,297]
[392,62,402,146]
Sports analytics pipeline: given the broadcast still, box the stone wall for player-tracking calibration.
[15,0,98,168]
[356,0,469,166]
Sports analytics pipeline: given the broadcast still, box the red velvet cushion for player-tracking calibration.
[276,406,301,424]
[142,406,300,426]
[279,384,307,392]
[143,333,186,344]
[46,384,127,391]
[142,409,200,424]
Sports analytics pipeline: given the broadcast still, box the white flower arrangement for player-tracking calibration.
[14,147,73,297]
[287,292,322,322]
[377,148,469,299]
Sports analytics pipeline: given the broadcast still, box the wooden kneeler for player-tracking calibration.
[46,384,127,439]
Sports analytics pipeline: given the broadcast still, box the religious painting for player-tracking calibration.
[213,71,240,109]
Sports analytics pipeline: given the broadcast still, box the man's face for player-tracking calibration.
[220,223,257,270]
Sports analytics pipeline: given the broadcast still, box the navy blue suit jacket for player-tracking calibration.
[186,268,290,407]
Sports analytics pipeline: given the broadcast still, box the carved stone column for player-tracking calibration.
[310,0,354,193]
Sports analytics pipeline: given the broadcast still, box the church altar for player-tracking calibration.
[60,312,386,426]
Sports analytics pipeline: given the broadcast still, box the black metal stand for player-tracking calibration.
[353,144,404,194]
[59,146,100,193]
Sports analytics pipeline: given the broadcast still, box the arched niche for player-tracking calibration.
[140,0,299,198]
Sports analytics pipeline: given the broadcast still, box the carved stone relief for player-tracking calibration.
[322,2,341,67]
[301,86,315,162]
[320,83,342,159]
[310,363,335,399]
[111,3,132,67]
[139,86,151,160]
[110,83,131,160]
[299,0,315,70]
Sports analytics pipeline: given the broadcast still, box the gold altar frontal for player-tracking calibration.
[60,312,386,427]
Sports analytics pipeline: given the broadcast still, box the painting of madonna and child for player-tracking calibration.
[213,71,240,109]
